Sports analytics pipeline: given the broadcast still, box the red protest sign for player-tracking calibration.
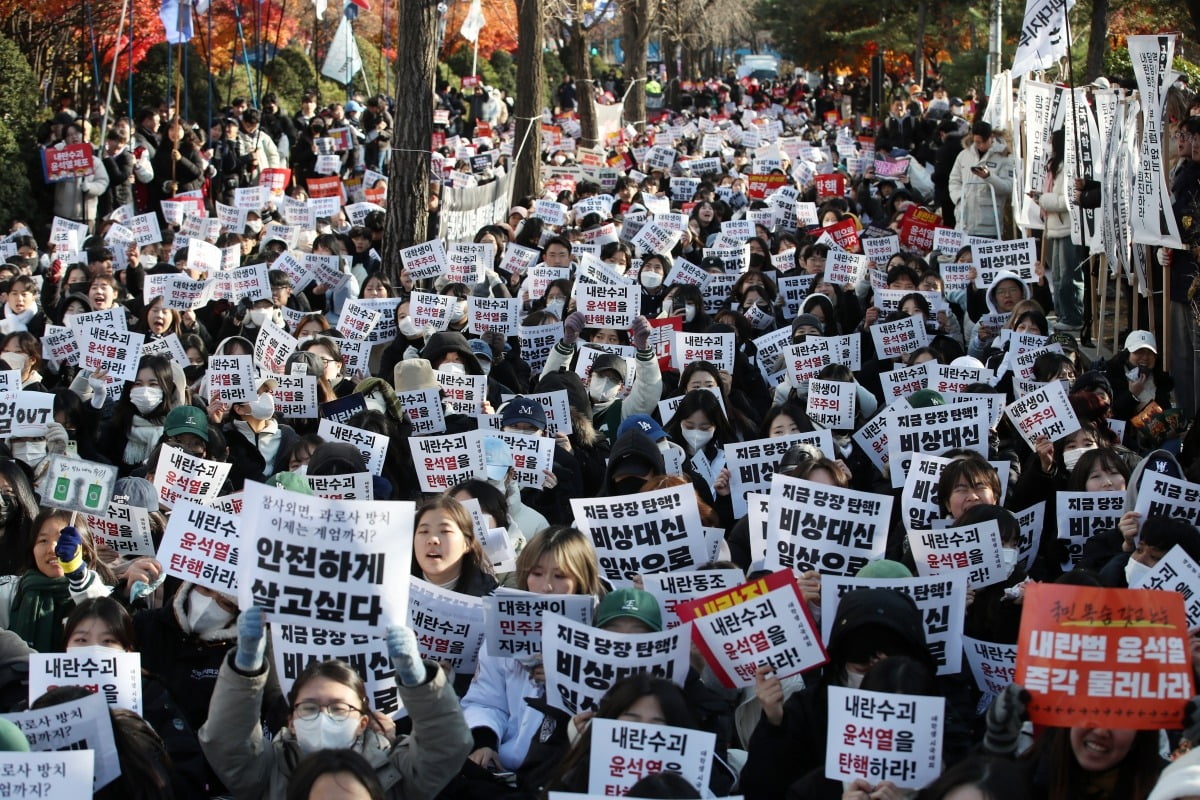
[461,75,481,88]
[42,143,95,183]
[820,217,860,252]
[258,167,291,197]
[647,316,682,371]
[746,173,789,200]
[1016,584,1194,730]
[815,173,845,200]
[823,110,841,125]
[306,176,343,199]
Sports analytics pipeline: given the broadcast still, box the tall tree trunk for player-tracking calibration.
[1084,0,1108,81]
[383,0,438,278]
[512,0,544,201]
[571,17,598,149]
[620,0,651,132]
[913,0,927,84]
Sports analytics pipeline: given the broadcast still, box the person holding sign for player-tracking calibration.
[965,272,1034,360]
[411,497,497,596]
[937,452,1002,524]
[87,356,182,476]
[663,390,735,515]
[216,377,296,490]
[0,510,113,652]
[200,608,470,799]
[0,461,39,577]
[61,598,209,793]
[1,332,48,391]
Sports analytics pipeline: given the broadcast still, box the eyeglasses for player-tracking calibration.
[994,286,1023,298]
[316,356,339,366]
[292,701,362,721]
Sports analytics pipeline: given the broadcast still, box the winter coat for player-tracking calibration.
[52,151,109,225]
[948,136,1015,238]
[1037,167,1072,239]
[460,654,546,771]
[199,654,471,800]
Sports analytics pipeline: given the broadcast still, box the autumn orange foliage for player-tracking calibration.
[439,0,517,60]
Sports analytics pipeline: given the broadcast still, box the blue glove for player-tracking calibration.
[129,571,169,604]
[387,625,426,687]
[54,527,85,577]
[234,607,267,673]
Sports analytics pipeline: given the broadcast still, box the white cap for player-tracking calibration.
[1124,330,1158,354]
[951,355,986,369]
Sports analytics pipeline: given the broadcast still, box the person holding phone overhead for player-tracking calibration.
[948,121,1014,239]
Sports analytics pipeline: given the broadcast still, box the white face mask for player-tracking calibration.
[1000,547,1019,579]
[245,219,264,234]
[11,440,46,468]
[453,301,468,320]
[641,272,663,289]
[682,428,714,451]
[364,393,387,414]
[1,353,27,373]
[292,713,361,754]
[247,393,276,420]
[544,298,565,318]
[397,317,419,338]
[130,386,164,415]
[187,592,235,633]
[248,307,273,328]
[1124,555,1151,587]
[683,303,696,323]
[438,361,467,376]
[844,669,865,689]
[588,376,620,403]
[1062,445,1096,472]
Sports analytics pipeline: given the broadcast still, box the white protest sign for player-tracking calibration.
[1133,472,1200,528]
[408,291,454,332]
[41,455,116,514]
[826,687,944,789]
[153,445,231,509]
[1003,380,1081,448]
[317,419,389,477]
[500,390,573,437]
[491,431,556,490]
[468,296,520,336]
[672,331,734,373]
[84,501,155,559]
[408,578,487,674]
[821,574,967,675]
[239,482,415,635]
[254,319,298,375]
[870,314,929,360]
[274,374,319,419]
[0,752,94,799]
[207,354,257,404]
[887,400,990,489]
[1054,490,1124,571]
[482,589,593,659]
[0,693,117,790]
[396,386,447,435]
[336,302,381,341]
[130,212,162,246]
[962,636,1018,701]
[409,430,485,492]
[973,238,1037,283]
[79,325,144,382]
[30,647,142,714]
[41,325,80,367]
[271,624,401,716]
[157,499,239,594]
[400,239,449,281]
[908,520,1006,589]
[1132,545,1200,628]
[542,612,692,714]
[806,378,856,430]
[306,472,373,501]
[766,475,891,576]
[826,249,869,285]
[436,372,487,416]
[862,234,900,265]
[575,282,639,330]
[879,361,930,403]
[10,392,54,438]
[642,570,746,630]
[587,719,713,797]
[723,430,835,518]
[571,485,709,587]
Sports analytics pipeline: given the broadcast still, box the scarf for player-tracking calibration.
[124,415,164,466]
[3,304,35,332]
[9,572,72,653]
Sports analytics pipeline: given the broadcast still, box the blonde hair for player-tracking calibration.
[515,526,603,597]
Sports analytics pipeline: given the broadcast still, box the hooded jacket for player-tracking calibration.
[948,135,1014,238]
[601,429,666,495]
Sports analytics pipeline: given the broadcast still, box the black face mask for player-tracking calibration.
[184,365,206,383]
[614,476,645,495]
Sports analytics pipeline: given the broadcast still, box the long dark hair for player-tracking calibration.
[0,458,39,538]
[113,355,176,430]
[63,596,136,651]
[410,495,493,590]
[1047,128,1065,178]
[663,389,736,451]
[286,749,385,800]
[918,755,1032,800]
[1027,726,1162,800]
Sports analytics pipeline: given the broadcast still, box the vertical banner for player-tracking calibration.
[1128,34,1183,248]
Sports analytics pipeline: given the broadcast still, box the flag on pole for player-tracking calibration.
[460,0,485,43]
[1010,0,1076,75]
[313,0,328,19]
[321,14,363,86]
[159,0,194,43]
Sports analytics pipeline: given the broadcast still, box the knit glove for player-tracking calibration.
[234,606,267,673]
[86,373,108,409]
[562,312,586,346]
[387,625,427,687]
[631,315,652,350]
[982,683,1030,757]
[54,527,86,578]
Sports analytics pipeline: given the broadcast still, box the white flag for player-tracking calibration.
[321,15,363,86]
[460,0,485,43]
[1010,0,1076,76]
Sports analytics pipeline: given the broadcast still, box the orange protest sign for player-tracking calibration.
[1016,584,1194,730]
[746,173,788,200]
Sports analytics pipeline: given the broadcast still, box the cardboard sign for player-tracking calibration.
[806,378,857,430]
[672,331,734,373]
[571,485,709,587]
[482,589,593,658]
[542,612,692,714]
[1003,380,1081,448]
[766,475,891,577]
[271,624,400,716]
[1016,584,1195,728]
[870,314,929,360]
[723,430,834,519]
[468,296,520,336]
[0,752,94,799]
[0,693,117,790]
[400,239,449,281]
[42,455,116,514]
[826,687,944,789]
[575,282,639,331]
[407,577,486,675]
[239,482,414,635]
[1133,472,1200,528]
[79,325,144,382]
[908,520,1006,589]
[153,445,231,509]
[821,575,967,675]
[1055,491,1124,571]
[409,430,485,492]
[157,499,239,594]
[675,569,827,688]
[587,719,713,797]
[85,501,156,558]
[974,238,1038,282]
[30,647,142,714]
[316,419,389,477]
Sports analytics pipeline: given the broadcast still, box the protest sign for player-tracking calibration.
[1004,380,1081,448]
[306,472,373,501]
[207,354,257,404]
[887,400,989,489]
[766,474,891,576]
[879,361,930,403]
[482,589,593,658]
[1130,545,1200,628]
[571,484,709,587]
[973,238,1037,282]
[408,578,487,675]
[157,499,239,594]
[962,636,1018,702]
[85,501,156,558]
[900,453,952,532]
[575,283,639,330]
[0,693,118,790]
[500,390,573,437]
[79,325,144,382]
[239,482,414,635]
[400,239,449,281]
[9,392,54,438]
[42,142,94,182]
[852,397,912,473]
[1016,584,1194,728]
[30,647,142,714]
[675,569,827,688]
[336,302,381,341]
[0,751,93,799]
[862,233,900,265]
[317,419,389,477]
[435,372,487,416]
[1133,472,1200,527]
[672,331,734,373]
[641,570,746,630]
[468,296,520,336]
[153,445,231,509]
[821,574,967,675]
[806,378,856,430]
[395,386,447,435]
[826,687,944,789]
[274,374,318,418]
[908,520,1006,589]
[587,719,713,797]
[410,430,485,491]
[253,319,298,375]
[542,612,692,714]
[271,624,400,716]
[869,315,928,360]
[826,249,869,286]
[723,430,835,518]
[491,431,556,490]
[42,455,116,515]
[41,325,79,367]
[1055,490,1124,570]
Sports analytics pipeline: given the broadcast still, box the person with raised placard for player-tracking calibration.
[0,277,47,338]
[1105,332,1178,440]
[216,376,296,490]
[1,332,48,392]
[83,356,182,476]
[298,335,357,398]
